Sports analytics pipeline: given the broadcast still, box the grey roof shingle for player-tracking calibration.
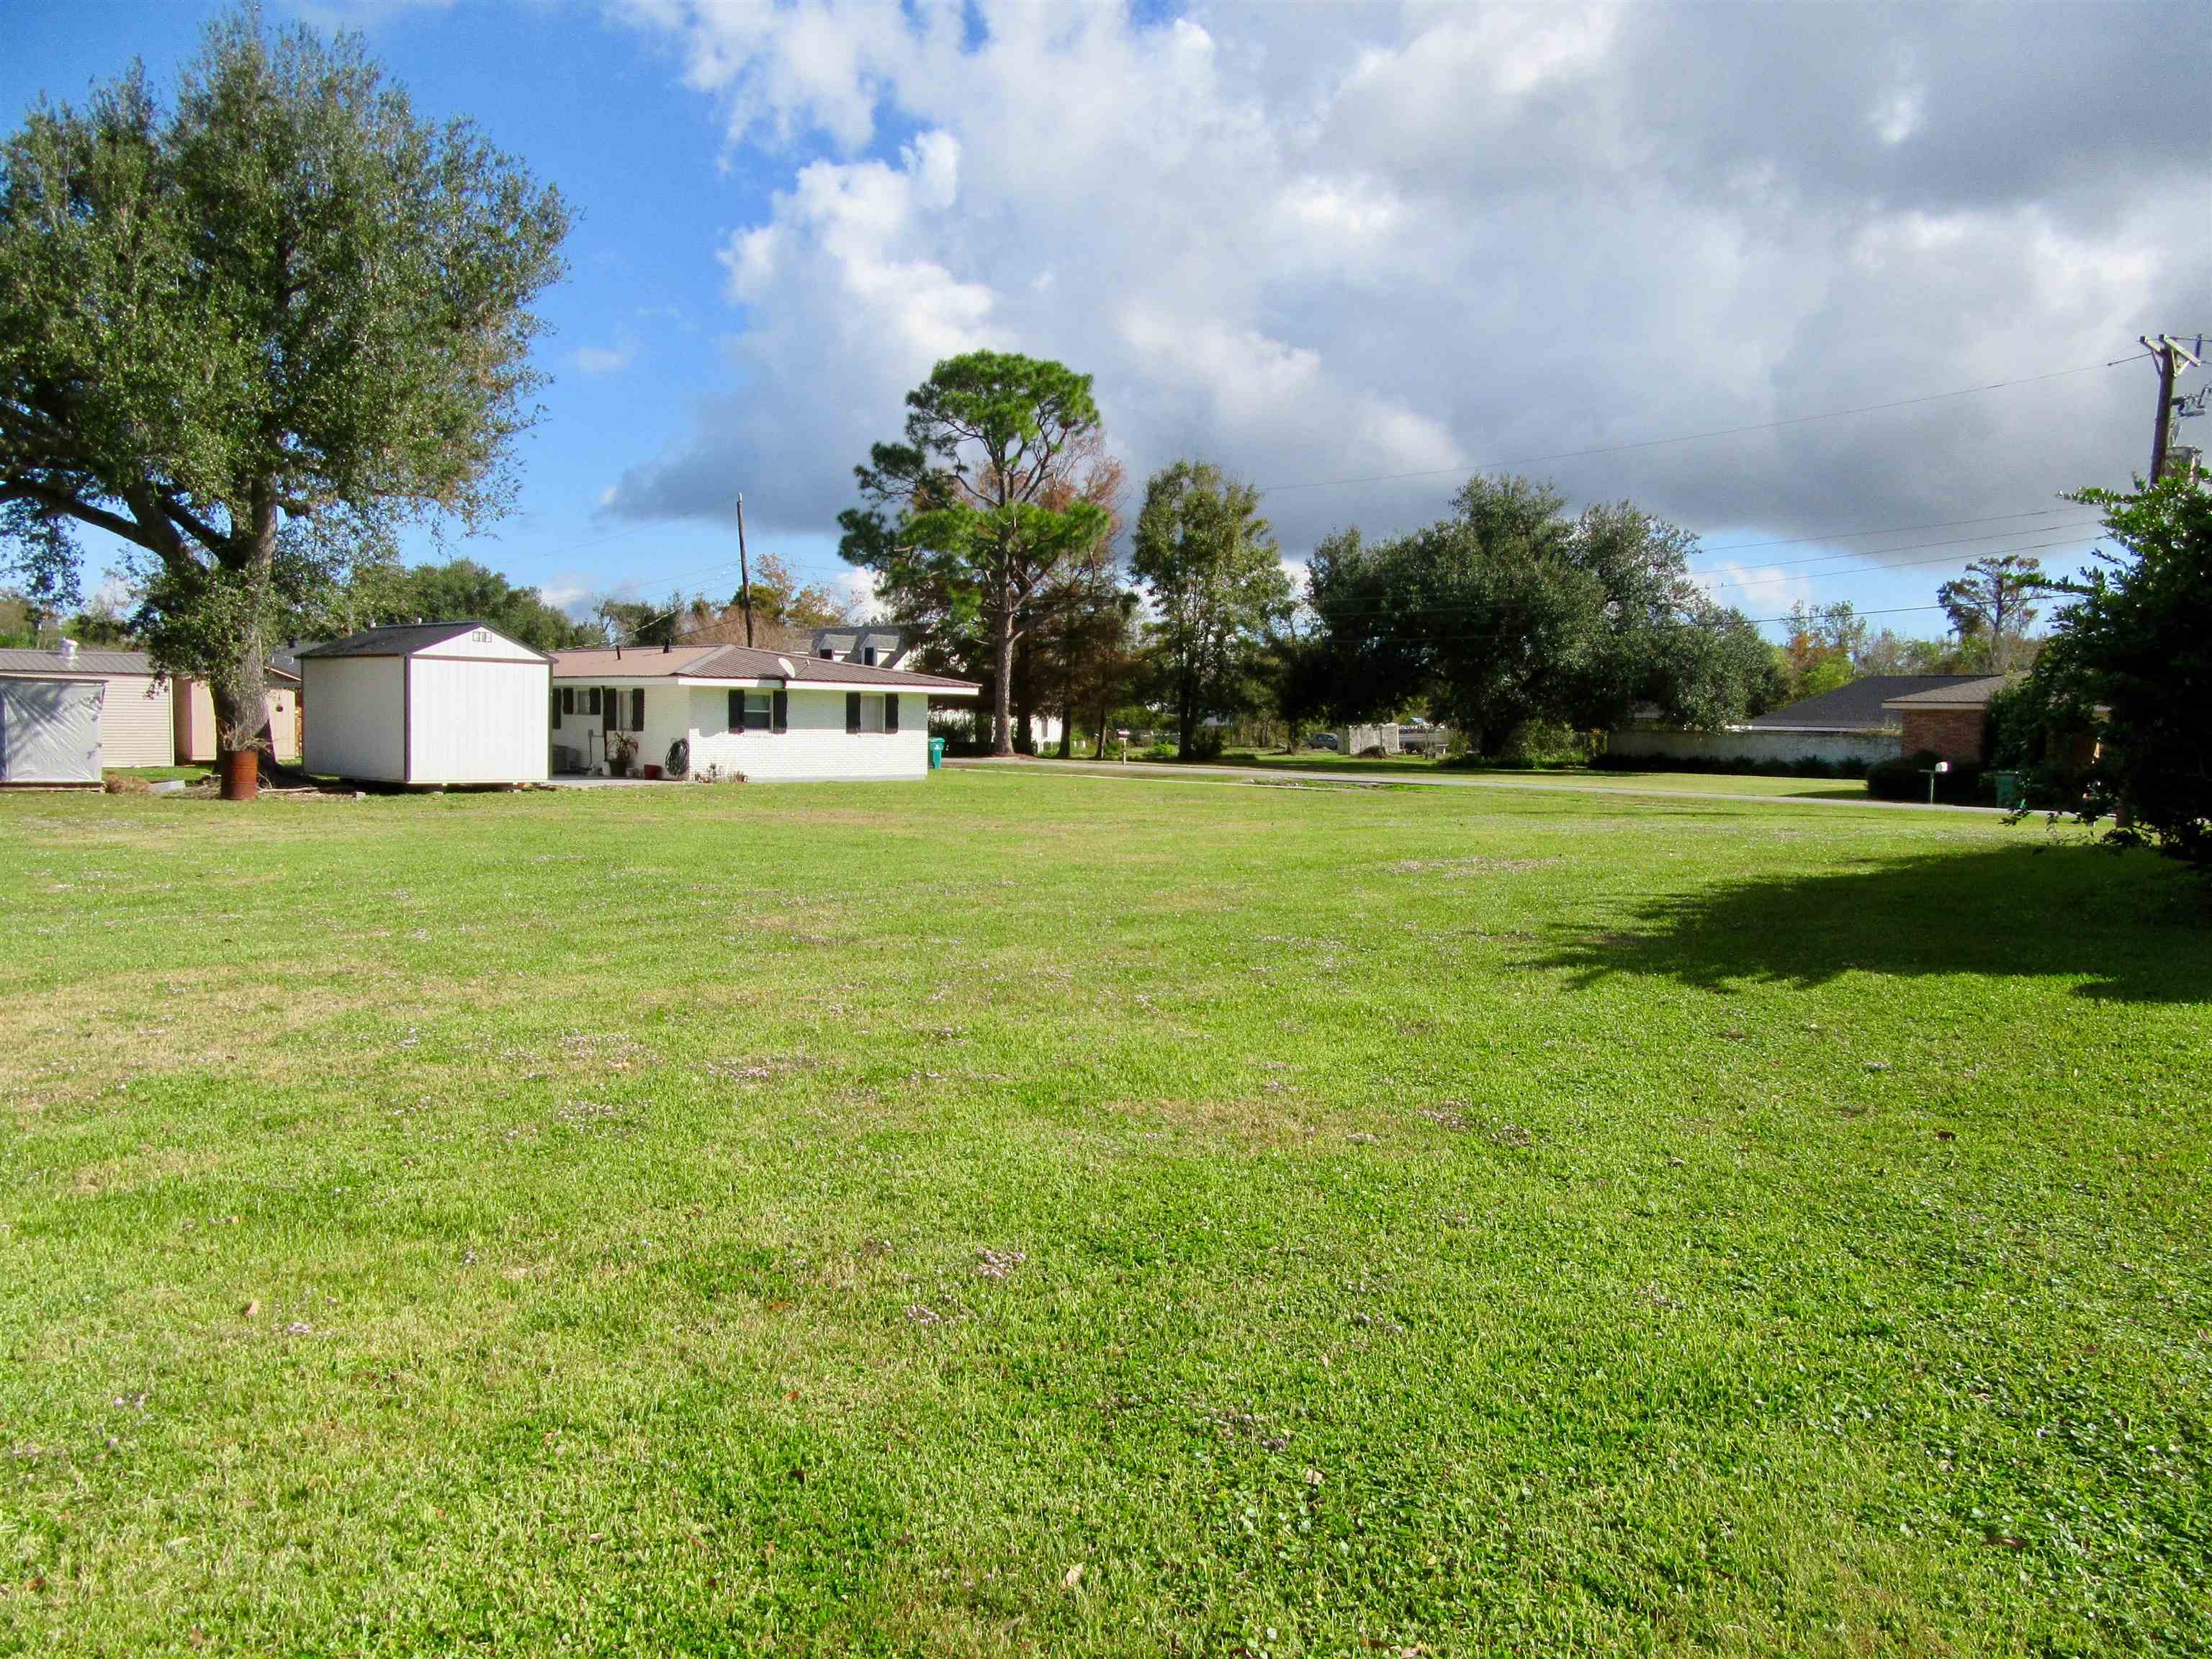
[295,621,549,661]
[1747,675,1990,732]
[0,647,154,678]
[1882,675,2010,710]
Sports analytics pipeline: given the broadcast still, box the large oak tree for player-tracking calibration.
[0,7,567,778]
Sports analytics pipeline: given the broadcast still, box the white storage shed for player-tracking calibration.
[0,675,105,786]
[297,621,550,786]
[0,644,174,768]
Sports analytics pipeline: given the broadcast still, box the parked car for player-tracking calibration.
[1305,731,1339,750]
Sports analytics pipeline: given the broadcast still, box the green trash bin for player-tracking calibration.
[927,737,945,771]
[1992,770,2023,809]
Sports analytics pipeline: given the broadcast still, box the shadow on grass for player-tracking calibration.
[1547,843,2212,1003]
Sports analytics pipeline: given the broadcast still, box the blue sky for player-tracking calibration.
[6,1,2206,641]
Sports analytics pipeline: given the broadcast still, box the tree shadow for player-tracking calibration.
[1545,844,2212,1004]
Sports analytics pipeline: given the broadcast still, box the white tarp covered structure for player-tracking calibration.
[0,675,105,785]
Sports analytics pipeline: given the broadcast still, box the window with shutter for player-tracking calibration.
[741,690,772,729]
[885,694,899,734]
[846,691,861,733]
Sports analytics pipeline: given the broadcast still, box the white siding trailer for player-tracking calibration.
[297,622,551,786]
[547,642,979,782]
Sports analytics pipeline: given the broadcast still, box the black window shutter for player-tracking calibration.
[772,690,788,732]
[846,691,861,733]
[549,690,562,729]
[631,688,644,730]
[727,688,742,734]
[885,694,899,734]
[561,686,575,714]
[602,687,614,731]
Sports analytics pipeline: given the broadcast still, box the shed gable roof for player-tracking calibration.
[295,621,550,662]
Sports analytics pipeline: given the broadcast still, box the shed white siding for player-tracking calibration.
[688,686,930,781]
[302,657,405,781]
[407,656,549,784]
[0,678,105,784]
[94,674,174,768]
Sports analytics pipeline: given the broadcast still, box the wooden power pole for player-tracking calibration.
[734,493,755,647]
[2140,333,2203,482]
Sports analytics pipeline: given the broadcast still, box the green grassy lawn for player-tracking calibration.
[2,773,2206,1657]
[1190,749,1870,799]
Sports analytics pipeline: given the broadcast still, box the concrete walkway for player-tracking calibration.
[945,755,2017,814]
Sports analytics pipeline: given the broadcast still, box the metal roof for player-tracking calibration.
[549,642,978,691]
[0,647,156,678]
[295,621,550,662]
[1747,675,1990,732]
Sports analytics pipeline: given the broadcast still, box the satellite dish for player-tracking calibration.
[775,656,797,678]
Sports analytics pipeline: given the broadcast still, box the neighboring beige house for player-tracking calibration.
[0,644,174,768]
[548,641,978,781]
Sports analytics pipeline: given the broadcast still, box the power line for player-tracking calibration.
[1254,354,2146,497]
[1313,599,1958,649]
[1692,533,2101,594]
[1689,518,2105,580]
[1689,505,2082,560]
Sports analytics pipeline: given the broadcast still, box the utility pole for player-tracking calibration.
[2139,333,2203,482]
[734,493,755,647]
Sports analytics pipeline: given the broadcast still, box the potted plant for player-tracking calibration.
[606,731,639,777]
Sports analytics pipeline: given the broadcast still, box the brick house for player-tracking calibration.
[1881,675,2011,764]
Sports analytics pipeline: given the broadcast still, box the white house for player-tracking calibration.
[297,621,551,786]
[0,644,175,768]
[547,642,978,781]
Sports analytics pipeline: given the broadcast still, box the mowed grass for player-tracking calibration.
[1,773,2206,1658]
[1184,750,1869,799]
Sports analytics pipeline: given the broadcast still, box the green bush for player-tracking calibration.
[1866,750,1983,804]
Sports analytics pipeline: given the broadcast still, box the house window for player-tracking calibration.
[819,647,835,660]
[857,693,886,733]
[863,646,878,667]
[728,689,773,732]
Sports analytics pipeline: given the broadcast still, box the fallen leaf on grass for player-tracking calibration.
[1062,1563,1084,1588]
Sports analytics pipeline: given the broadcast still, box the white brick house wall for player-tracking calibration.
[688,685,929,781]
